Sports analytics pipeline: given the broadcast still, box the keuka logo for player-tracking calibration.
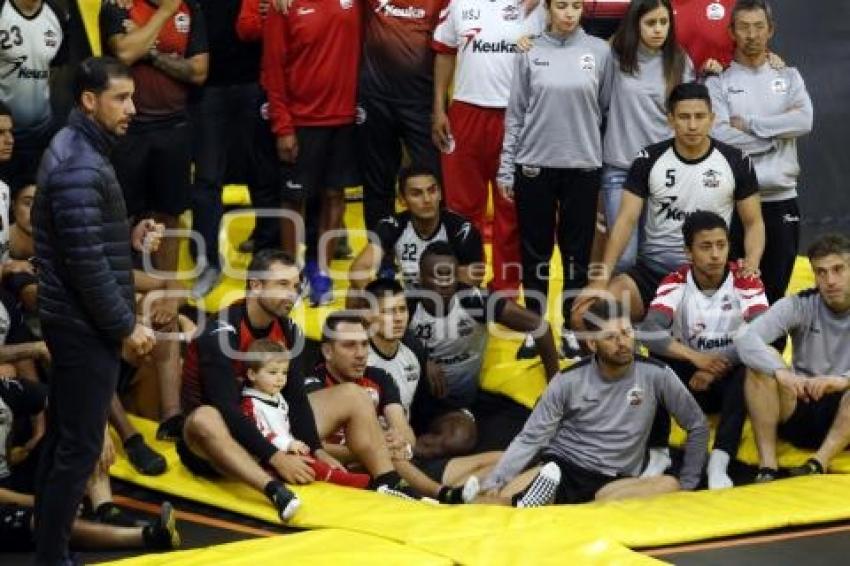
[460,28,518,53]
[374,0,426,19]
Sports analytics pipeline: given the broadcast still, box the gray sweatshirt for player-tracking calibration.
[482,356,709,492]
[707,62,813,202]
[604,47,695,170]
[735,289,850,378]
[498,29,614,188]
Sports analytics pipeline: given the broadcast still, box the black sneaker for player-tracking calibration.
[270,485,301,521]
[754,467,780,483]
[95,502,139,527]
[124,434,167,476]
[560,330,583,361]
[788,458,825,477]
[377,484,417,501]
[142,501,181,550]
[334,235,353,260]
[516,334,537,360]
[516,462,561,508]
[156,414,185,442]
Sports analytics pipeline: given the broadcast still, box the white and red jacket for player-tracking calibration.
[643,262,769,360]
[240,386,296,453]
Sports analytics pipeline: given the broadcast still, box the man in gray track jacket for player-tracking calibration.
[481,300,708,507]
[707,0,813,304]
[735,234,850,482]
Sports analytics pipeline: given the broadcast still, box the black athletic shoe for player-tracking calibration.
[156,414,185,442]
[142,501,181,550]
[95,502,138,527]
[124,434,167,476]
[334,235,353,260]
[754,467,780,483]
[788,458,825,477]
[270,486,301,521]
[560,330,583,361]
[516,334,537,360]
[516,462,561,508]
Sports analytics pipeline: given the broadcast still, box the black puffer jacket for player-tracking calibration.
[33,109,135,342]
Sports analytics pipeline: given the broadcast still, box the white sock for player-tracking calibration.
[707,449,734,490]
[462,475,480,503]
[641,447,671,478]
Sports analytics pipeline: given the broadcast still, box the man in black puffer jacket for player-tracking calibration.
[31,57,157,566]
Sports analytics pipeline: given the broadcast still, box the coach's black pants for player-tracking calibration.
[34,324,121,564]
[514,166,600,324]
[648,358,746,457]
[761,198,800,304]
[356,96,441,232]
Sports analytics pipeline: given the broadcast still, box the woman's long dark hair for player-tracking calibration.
[610,0,687,96]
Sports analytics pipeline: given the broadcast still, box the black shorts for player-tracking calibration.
[625,260,668,308]
[176,434,221,479]
[778,392,844,450]
[279,125,360,204]
[113,121,192,217]
[0,505,34,552]
[544,455,620,504]
[409,456,450,483]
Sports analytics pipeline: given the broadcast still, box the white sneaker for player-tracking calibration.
[462,475,480,503]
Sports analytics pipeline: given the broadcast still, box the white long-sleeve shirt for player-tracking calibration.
[240,387,296,453]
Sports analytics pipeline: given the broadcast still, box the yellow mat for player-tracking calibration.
[111,416,850,560]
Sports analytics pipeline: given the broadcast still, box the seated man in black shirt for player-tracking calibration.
[178,250,418,521]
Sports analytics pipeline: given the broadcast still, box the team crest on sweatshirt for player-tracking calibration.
[627,386,644,406]
[706,2,725,20]
[771,77,788,94]
[579,53,595,72]
[340,0,353,9]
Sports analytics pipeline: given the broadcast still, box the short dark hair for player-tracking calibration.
[682,210,729,248]
[731,0,774,27]
[398,165,439,196]
[419,241,456,268]
[321,311,367,344]
[10,174,36,200]
[246,249,298,286]
[0,100,11,118]
[364,277,404,301]
[667,81,712,114]
[73,57,132,104]
[245,338,289,372]
[583,300,628,333]
[807,234,850,262]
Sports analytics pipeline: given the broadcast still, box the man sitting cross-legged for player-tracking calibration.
[735,233,850,481]
[178,250,422,521]
[478,300,709,507]
[306,311,498,503]
[639,211,769,488]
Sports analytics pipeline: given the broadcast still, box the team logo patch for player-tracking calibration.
[44,29,58,48]
[706,2,725,20]
[627,387,644,406]
[521,165,541,178]
[579,53,595,72]
[259,102,269,121]
[702,169,721,188]
[174,12,190,33]
[340,0,354,9]
[771,78,788,94]
[502,4,519,20]
[355,105,367,125]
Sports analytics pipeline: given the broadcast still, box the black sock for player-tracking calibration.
[264,480,285,501]
[370,471,402,490]
[437,485,463,504]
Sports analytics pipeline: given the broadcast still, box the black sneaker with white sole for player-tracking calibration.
[516,334,537,360]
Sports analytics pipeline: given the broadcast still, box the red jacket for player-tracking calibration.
[257,0,362,136]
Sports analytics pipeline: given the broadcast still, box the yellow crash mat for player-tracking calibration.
[113,416,850,561]
[105,529,454,566]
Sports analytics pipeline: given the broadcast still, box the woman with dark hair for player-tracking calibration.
[602,0,693,272]
[497,0,614,360]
